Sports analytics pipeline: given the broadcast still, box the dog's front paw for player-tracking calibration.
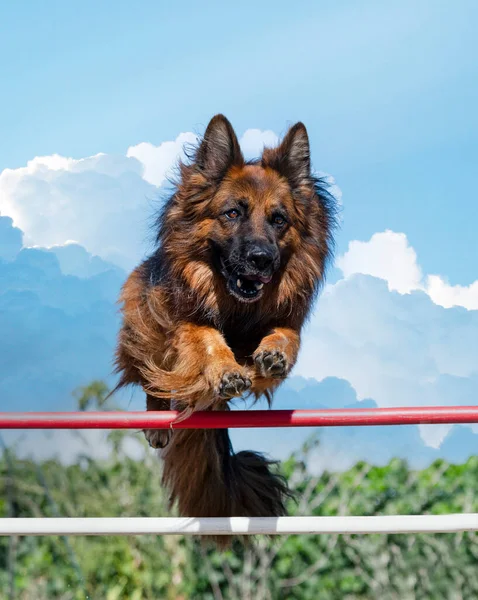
[254,350,289,379]
[217,370,252,399]
[143,428,171,449]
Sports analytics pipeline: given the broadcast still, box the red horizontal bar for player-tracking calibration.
[0,406,477,430]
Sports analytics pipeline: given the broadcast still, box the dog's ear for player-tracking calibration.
[262,122,311,189]
[195,114,243,181]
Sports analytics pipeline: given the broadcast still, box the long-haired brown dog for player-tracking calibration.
[114,114,336,539]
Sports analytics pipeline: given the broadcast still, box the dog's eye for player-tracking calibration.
[224,209,240,220]
[272,215,286,226]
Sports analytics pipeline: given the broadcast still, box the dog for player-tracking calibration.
[113,114,336,536]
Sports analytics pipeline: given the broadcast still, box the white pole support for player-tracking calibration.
[0,514,477,536]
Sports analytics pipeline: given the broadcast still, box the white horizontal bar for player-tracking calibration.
[0,514,477,536]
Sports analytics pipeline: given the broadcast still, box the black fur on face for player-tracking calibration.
[211,210,283,303]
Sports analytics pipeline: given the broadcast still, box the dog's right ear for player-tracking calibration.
[195,115,244,181]
[261,122,311,191]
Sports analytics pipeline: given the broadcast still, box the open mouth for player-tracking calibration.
[219,256,273,303]
[227,273,272,302]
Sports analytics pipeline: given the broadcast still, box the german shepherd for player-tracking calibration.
[114,115,336,536]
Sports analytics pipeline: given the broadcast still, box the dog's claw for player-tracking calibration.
[218,372,252,399]
[254,350,288,379]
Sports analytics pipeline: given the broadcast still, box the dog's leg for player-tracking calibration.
[171,323,252,403]
[143,395,172,449]
[142,322,251,412]
[143,323,251,448]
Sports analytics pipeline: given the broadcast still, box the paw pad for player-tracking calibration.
[218,371,252,399]
[254,350,288,379]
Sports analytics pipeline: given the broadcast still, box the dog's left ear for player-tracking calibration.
[195,114,244,181]
[262,122,311,189]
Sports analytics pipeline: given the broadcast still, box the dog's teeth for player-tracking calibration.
[237,279,243,288]
[254,282,264,290]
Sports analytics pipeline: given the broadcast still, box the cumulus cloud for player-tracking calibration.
[427,274,478,310]
[0,152,156,269]
[0,216,151,461]
[126,132,199,186]
[336,229,478,310]
[295,273,478,447]
[47,242,123,279]
[0,218,127,415]
[336,230,423,294]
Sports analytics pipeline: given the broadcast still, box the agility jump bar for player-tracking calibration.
[0,514,477,536]
[1,407,478,430]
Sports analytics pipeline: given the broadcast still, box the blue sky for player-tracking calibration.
[1,0,477,467]
[2,0,478,281]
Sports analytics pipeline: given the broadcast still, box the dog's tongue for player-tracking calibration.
[243,274,272,284]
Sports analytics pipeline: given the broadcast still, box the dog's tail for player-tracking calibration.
[160,421,292,547]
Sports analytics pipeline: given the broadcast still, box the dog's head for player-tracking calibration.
[161,115,336,309]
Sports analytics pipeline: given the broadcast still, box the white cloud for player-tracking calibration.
[126,132,199,187]
[336,229,478,310]
[239,128,279,158]
[336,230,423,294]
[427,274,478,310]
[0,152,156,269]
[296,234,478,448]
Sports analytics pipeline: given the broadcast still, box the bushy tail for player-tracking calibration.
[160,425,292,547]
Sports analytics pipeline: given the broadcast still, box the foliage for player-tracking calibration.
[1,383,477,599]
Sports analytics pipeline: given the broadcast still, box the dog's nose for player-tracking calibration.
[246,246,275,271]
